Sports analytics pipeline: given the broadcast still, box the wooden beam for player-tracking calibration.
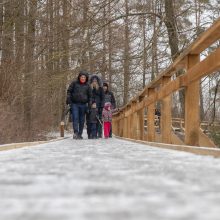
[185,54,200,146]
[147,88,155,142]
[190,18,220,54]
[161,76,172,143]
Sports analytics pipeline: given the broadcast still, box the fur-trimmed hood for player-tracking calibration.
[89,75,103,86]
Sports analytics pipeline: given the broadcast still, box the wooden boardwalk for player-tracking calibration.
[0,136,220,220]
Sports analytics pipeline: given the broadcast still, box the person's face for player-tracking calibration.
[103,86,107,92]
[80,75,86,83]
[92,79,98,86]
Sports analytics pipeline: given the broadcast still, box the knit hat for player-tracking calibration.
[103,82,108,87]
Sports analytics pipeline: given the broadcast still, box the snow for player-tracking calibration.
[0,133,220,220]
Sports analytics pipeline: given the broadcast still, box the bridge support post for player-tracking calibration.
[185,54,200,146]
[137,96,145,140]
[147,88,155,142]
[123,112,128,138]
[161,76,172,143]
[60,121,64,137]
[130,101,137,139]
[126,105,131,138]
[112,117,118,136]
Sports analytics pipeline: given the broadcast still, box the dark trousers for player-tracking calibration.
[71,103,87,136]
[90,123,97,138]
[87,110,102,138]
[97,110,102,138]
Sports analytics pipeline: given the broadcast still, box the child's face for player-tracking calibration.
[92,103,96,108]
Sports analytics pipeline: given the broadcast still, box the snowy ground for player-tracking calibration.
[0,132,220,220]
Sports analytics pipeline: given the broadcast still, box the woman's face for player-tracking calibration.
[92,79,98,87]
[80,75,86,83]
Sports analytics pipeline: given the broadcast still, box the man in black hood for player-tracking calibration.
[66,70,92,139]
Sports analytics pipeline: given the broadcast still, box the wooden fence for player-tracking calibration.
[112,18,220,148]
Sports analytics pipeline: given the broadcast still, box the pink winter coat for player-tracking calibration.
[102,103,112,122]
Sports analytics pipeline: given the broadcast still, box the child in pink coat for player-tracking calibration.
[102,102,112,138]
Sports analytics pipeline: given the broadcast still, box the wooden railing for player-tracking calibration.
[112,18,220,147]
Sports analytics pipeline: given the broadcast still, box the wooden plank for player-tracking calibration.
[185,54,200,146]
[147,88,155,142]
[199,129,216,148]
[161,76,172,143]
[190,18,220,54]
[181,47,220,86]
[123,116,128,138]
[115,136,220,158]
[0,138,65,152]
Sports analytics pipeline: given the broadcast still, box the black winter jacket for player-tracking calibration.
[104,91,116,109]
[66,81,92,105]
[91,87,105,109]
[89,108,98,123]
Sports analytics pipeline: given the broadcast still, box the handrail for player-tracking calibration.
[112,18,220,147]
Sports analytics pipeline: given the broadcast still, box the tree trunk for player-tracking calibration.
[23,0,37,138]
[60,0,70,124]
[108,0,113,88]
[1,1,14,63]
[164,0,179,61]
[164,0,185,117]
[15,0,25,66]
[142,14,147,88]
[0,0,3,55]
[123,0,130,105]
[81,0,89,69]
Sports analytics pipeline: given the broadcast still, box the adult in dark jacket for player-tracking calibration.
[87,75,104,138]
[103,82,116,137]
[66,70,92,139]
[103,82,116,109]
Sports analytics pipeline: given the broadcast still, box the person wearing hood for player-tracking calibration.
[103,82,116,109]
[66,70,92,139]
[88,75,104,138]
[103,82,116,137]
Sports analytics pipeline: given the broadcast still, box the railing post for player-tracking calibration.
[185,54,200,146]
[127,105,132,139]
[147,88,155,142]
[130,101,137,139]
[161,76,172,143]
[119,113,123,137]
[137,96,144,140]
[112,116,117,136]
[60,121,64,137]
[123,111,128,138]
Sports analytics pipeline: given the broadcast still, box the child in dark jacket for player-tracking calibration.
[102,102,112,138]
[89,102,99,139]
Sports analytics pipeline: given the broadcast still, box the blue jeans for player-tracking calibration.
[71,103,87,136]
[90,123,97,138]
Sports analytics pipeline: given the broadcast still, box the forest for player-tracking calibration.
[0,0,219,144]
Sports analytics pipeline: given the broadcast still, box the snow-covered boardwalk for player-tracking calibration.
[0,136,220,220]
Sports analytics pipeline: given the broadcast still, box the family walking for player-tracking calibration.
[66,70,116,140]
